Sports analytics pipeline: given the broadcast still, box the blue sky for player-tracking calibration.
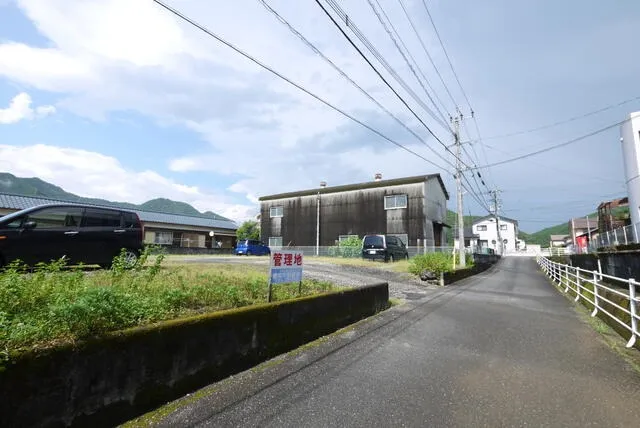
[0,0,638,231]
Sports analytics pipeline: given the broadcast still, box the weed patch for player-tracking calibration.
[0,248,335,359]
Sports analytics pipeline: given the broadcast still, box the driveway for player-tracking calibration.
[141,256,640,427]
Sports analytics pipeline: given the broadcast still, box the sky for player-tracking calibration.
[0,0,638,232]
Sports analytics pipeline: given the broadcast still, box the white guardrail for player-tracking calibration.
[537,255,639,348]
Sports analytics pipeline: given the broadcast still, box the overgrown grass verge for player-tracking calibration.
[0,250,334,360]
[408,252,474,276]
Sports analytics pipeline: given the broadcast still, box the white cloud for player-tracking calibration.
[0,1,454,207]
[0,144,256,222]
[0,92,56,124]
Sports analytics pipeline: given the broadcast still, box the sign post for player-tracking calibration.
[268,250,304,302]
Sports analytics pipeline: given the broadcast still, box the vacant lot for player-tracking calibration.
[0,256,334,358]
[169,255,435,301]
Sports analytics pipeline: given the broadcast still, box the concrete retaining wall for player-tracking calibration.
[444,257,499,285]
[472,253,501,265]
[0,283,389,428]
[570,251,640,280]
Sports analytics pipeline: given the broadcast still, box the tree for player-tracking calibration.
[236,220,260,241]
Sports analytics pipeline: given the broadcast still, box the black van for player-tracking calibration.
[0,204,143,269]
[362,234,409,262]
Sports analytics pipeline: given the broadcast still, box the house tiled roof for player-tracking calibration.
[259,174,449,201]
[550,234,569,241]
[0,193,238,231]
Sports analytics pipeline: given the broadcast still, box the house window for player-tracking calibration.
[384,194,407,210]
[477,225,487,231]
[500,224,508,231]
[388,233,408,246]
[269,237,283,247]
[339,235,359,242]
[154,231,173,245]
[270,206,283,218]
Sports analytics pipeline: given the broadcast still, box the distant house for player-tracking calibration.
[259,174,450,248]
[469,215,519,254]
[549,234,569,248]
[568,217,598,252]
[452,226,480,250]
[0,193,238,249]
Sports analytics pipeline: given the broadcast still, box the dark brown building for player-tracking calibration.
[259,174,449,248]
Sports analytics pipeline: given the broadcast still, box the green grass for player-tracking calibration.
[0,251,335,359]
[408,252,473,276]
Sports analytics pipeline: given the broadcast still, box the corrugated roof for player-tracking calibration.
[0,193,237,231]
[259,174,449,201]
[570,218,598,229]
[550,234,569,241]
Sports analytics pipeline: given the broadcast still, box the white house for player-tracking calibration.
[464,215,519,254]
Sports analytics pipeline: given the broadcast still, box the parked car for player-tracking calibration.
[234,239,271,256]
[0,204,143,269]
[362,234,409,262]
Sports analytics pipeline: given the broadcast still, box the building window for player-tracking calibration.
[388,233,408,246]
[269,237,283,247]
[477,225,487,231]
[500,224,508,231]
[384,194,407,210]
[339,235,359,242]
[154,231,173,245]
[270,206,283,218]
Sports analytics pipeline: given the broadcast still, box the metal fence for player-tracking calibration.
[596,222,640,248]
[537,255,639,348]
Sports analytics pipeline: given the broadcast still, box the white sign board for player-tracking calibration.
[269,250,303,284]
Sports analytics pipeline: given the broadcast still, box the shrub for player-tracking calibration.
[327,236,362,258]
[408,252,475,276]
[408,252,455,276]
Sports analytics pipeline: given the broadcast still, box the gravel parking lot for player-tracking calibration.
[175,256,435,300]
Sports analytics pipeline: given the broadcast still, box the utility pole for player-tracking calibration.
[454,113,466,268]
[490,190,502,255]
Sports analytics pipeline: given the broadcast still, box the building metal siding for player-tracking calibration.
[260,178,447,246]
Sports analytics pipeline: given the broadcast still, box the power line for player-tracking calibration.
[316,0,482,175]
[482,137,623,184]
[484,95,640,140]
[151,0,448,172]
[315,0,451,133]
[366,0,451,128]
[405,0,499,192]
[256,0,453,172]
[314,0,471,173]
[467,115,497,190]
[418,0,472,109]
[395,0,458,109]
[472,119,628,170]
[371,0,450,123]
[461,180,491,213]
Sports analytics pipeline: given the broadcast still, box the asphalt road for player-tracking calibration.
[151,257,640,427]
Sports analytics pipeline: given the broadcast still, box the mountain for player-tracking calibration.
[445,210,485,245]
[0,173,232,221]
[138,198,203,216]
[523,223,570,246]
[520,206,628,246]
